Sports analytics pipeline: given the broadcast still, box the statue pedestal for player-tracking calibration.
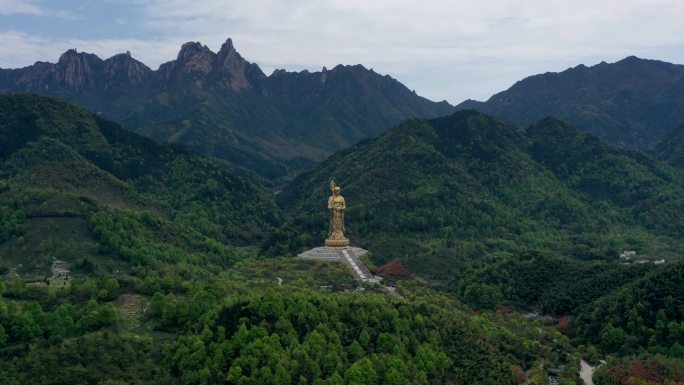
[324,238,349,248]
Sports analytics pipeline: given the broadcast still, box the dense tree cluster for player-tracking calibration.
[574,263,684,355]
[163,291,538,385]
[455,251,651,315]
[0,280,117,349]
[0,331,167,385]
[0,206,25,243]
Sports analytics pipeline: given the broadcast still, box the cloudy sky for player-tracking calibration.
[2,0,684,103]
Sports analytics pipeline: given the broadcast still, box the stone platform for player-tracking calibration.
[298,247,377,282]
[297,246,368,262]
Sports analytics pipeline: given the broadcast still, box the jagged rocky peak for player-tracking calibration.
[57,48,97,63]
[55,49,103,90]
[216,37,243,67]
[216,37,262,67]
[157,38,264,90]
[15,61,57,88]
[175,41,216,75]
[218,38,236,55]
[271,68,287,77]
[215,37,265,91]
[101,52,152,86]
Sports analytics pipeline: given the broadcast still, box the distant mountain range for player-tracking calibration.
[0,38,454,181]
[456,56,684,149]
[5,43,684,180]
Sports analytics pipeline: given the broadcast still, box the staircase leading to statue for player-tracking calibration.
[337,249,373,281]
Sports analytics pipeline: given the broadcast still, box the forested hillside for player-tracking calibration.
[272,110,684,364]
[1,96,682,384]
[653,124,684,169]
[574,262,684,355]
[274,110,684,273]
[0,94,283,279]
[0,95,582,385]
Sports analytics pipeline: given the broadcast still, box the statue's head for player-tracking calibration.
[333,186,341,195]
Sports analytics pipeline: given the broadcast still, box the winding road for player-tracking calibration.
[579,359,605,385]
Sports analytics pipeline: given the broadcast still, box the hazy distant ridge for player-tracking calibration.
[456,56,684,148]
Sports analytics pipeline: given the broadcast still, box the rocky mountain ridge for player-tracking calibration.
[3,38,266,92]
[456,56,684,148]
[0,38,454,181]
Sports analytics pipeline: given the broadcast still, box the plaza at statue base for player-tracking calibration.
[297,181,379,283]
[298,246,377,283]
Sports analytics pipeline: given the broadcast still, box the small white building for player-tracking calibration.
[619,250,636,261]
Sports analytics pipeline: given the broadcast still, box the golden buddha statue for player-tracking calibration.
[325,180,349,248]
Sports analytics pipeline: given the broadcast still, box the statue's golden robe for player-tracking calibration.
[325,183,349,247]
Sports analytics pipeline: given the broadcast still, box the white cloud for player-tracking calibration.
[0,31,51,68]
[54,9,84,20]
[0,0,43,15]
[0,0,87,19]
